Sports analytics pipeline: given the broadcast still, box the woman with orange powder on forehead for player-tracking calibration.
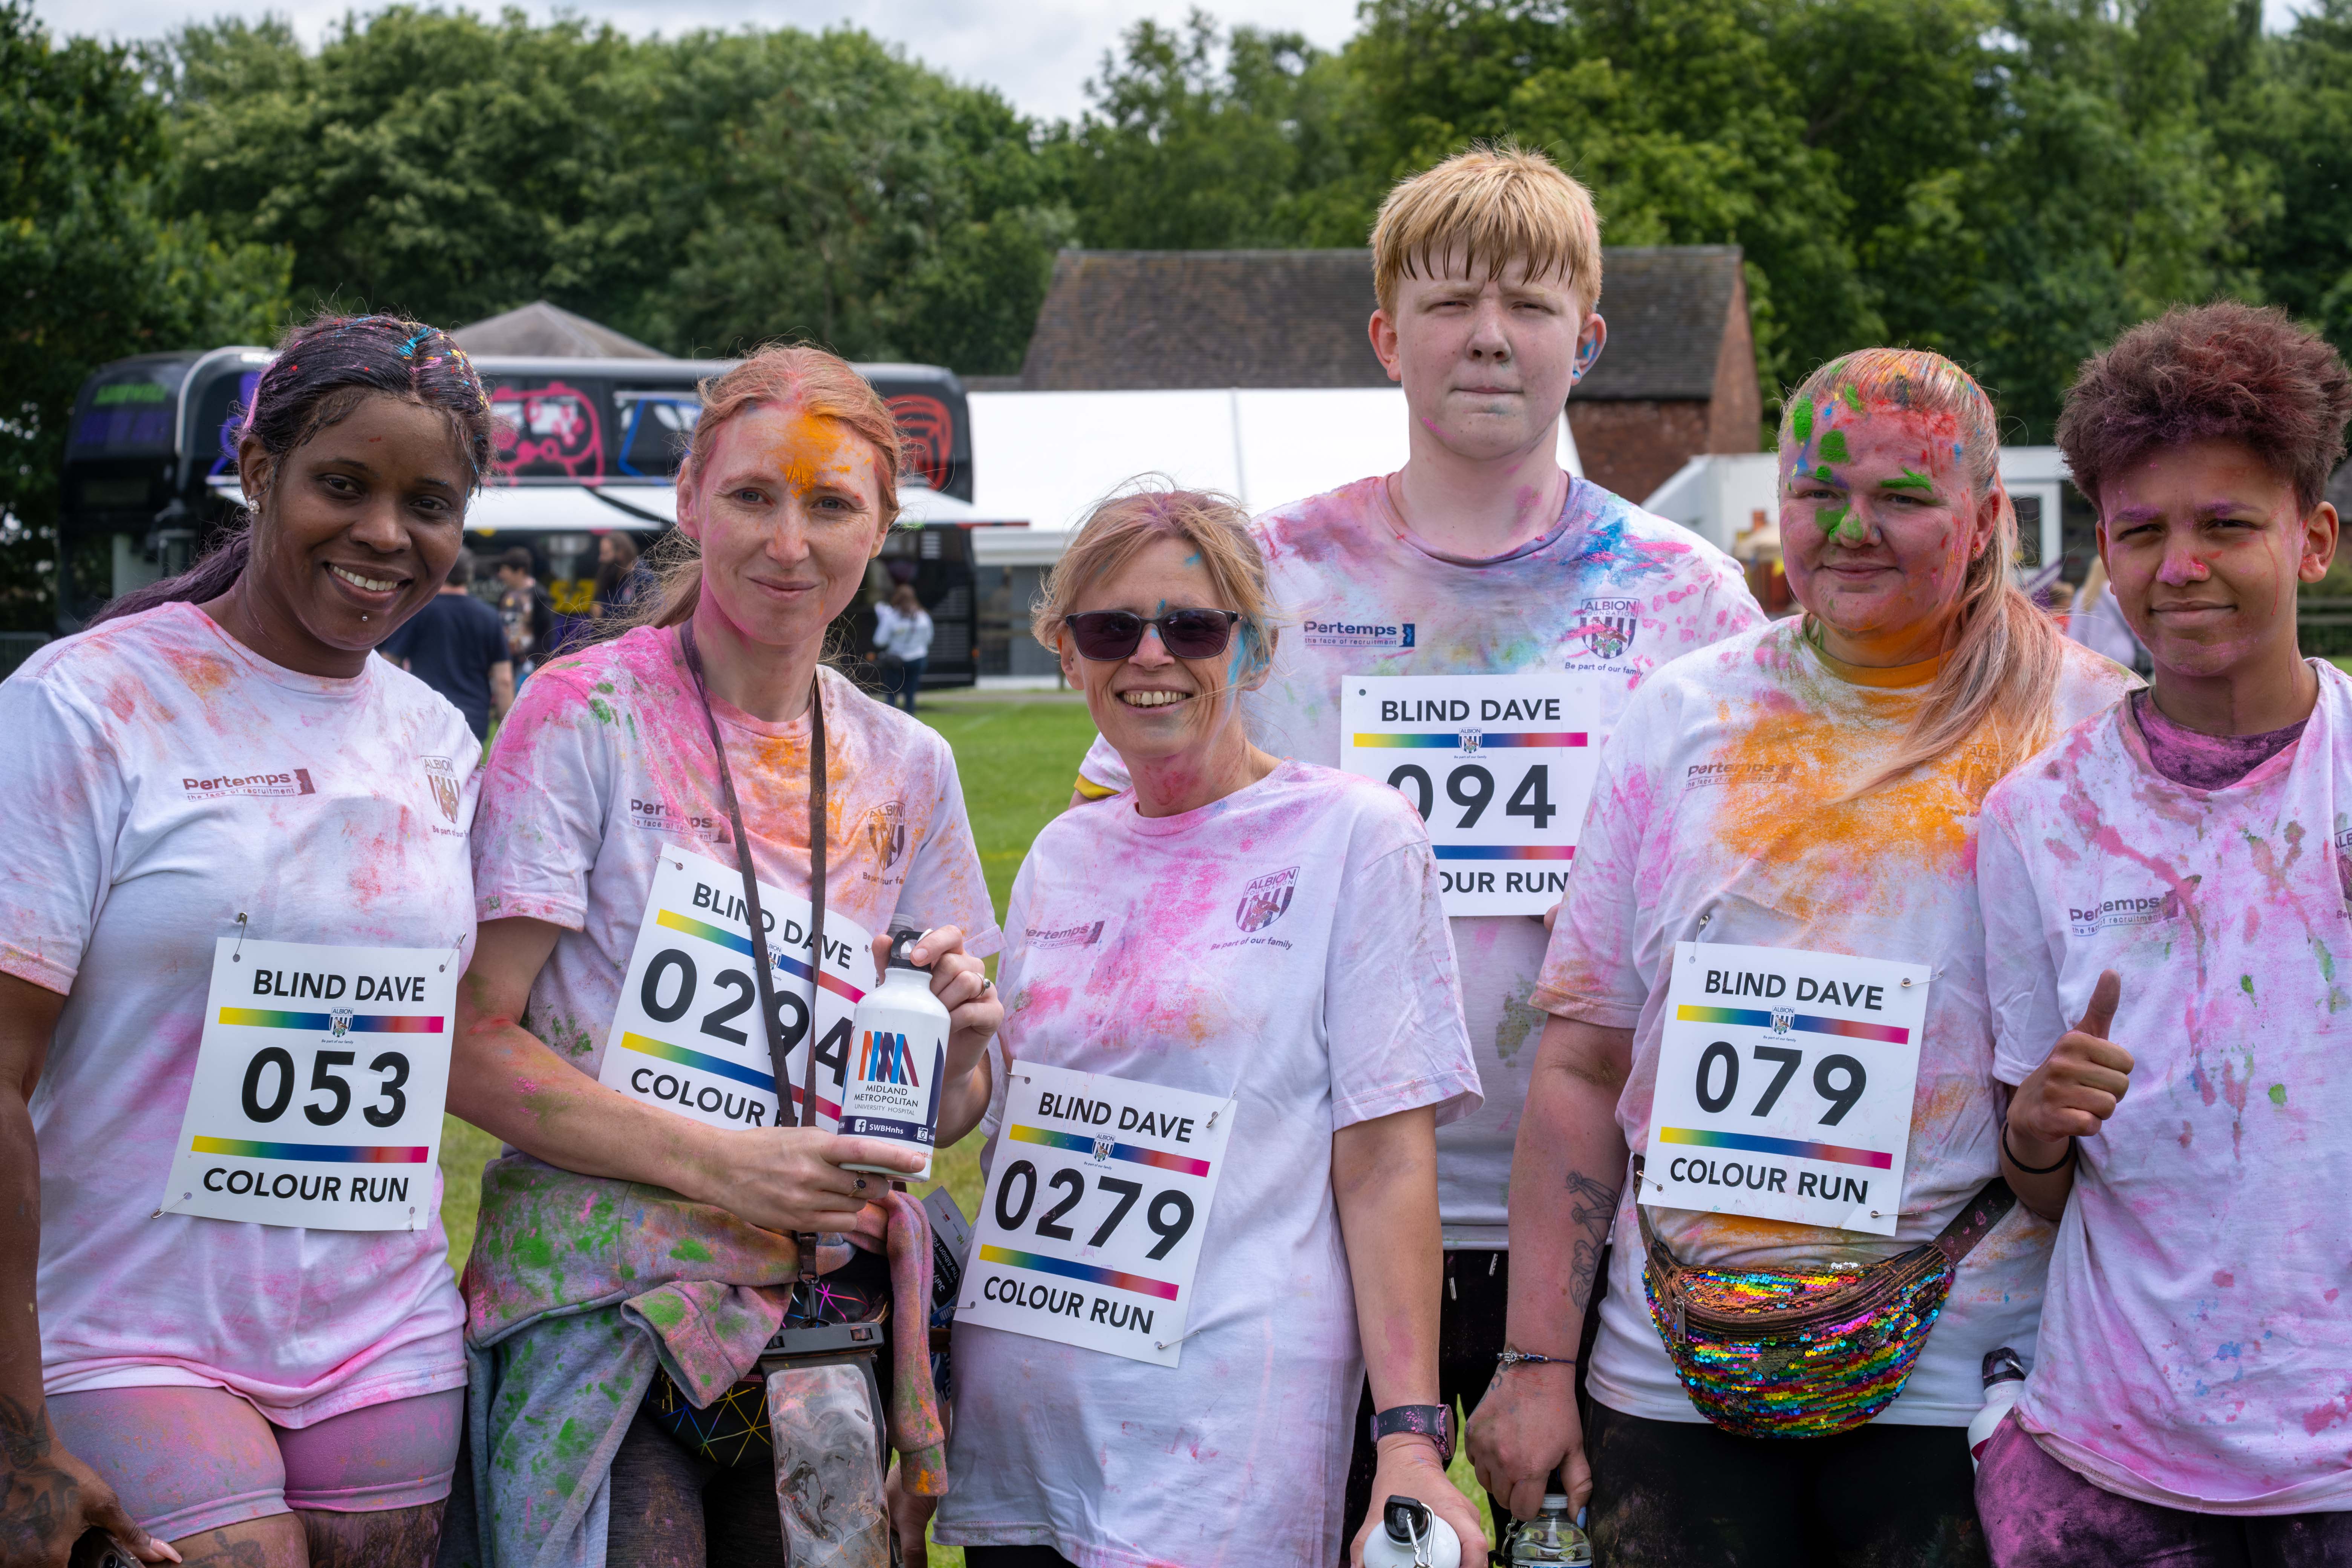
[443,346,1003,1568]
[1468,350,2139,1565]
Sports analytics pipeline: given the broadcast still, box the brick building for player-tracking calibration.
[1007,245,1761,501]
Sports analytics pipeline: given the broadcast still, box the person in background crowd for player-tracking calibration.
[2066,555,2152,673]
[0,314,493,1568]
[1064,144,1763,1551]
[937,488,1487,1567]
[446,345,1002,1568]
[592,532,649,619]
[1473,348,2137,1565]
[382,548,513,742]
[1977,302,2352,1565]
[493,547,554,679]
[871,582,933,714]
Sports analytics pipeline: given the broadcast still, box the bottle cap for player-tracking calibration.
[886,927,929,971]
[1382,1495,1430,1544]
[1983,1345,2027,1384]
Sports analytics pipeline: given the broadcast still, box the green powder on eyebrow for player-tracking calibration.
[1818,430,1850,463]
[1884,467,1934,492]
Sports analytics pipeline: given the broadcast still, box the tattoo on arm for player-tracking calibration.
[1564,1170,1620,1315]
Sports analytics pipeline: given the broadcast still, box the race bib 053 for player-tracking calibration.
[1643,940,1931,1236]
[600,848,873,1133]
[1340,673,1604,916]
[960,1063,1236,1368]
[159,938,457,1231]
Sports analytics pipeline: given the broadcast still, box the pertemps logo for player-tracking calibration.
[1234,866,1298,933]
[182,768,314,800]
[1573,599,1642,663]
[1302,618,1415,650]
[2069,888,2188,935]
[1027,920,1106,951]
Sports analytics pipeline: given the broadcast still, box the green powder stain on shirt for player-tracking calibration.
[2242,974,2256,996]
[2270,1083,2288,1106]
[589,698,614,724]
[669,1237,714,1264]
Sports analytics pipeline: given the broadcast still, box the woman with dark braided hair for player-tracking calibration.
[0,314,494,1568]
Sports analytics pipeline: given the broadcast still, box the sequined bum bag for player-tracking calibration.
[1633,1156,2016,1439]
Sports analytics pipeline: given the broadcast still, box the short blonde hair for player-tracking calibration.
[1032,486,1277,675]
[1371,141,1603,318]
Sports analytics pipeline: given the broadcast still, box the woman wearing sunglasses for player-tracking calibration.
[933,489,1486,1568]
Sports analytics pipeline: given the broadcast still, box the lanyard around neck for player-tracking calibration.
[677,621,827,1130]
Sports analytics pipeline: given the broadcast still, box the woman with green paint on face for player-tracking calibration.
[1470,348,2138,1566]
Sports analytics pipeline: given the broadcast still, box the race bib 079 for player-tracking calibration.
[1339,673,1604,916]
[1643,940,1931,1236]
[599,848,872,1132]
[159,938,456,1231]
[960,1063,1236,1368]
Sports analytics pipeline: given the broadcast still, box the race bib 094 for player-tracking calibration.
[600,848,873,1132]
[959,1063,1236,1367]
[1643,940,1931,1236]
[1339,673,1604,917]
[159,938,456,1231]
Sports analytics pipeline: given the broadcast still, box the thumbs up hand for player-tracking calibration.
[2008,970,2133,1163]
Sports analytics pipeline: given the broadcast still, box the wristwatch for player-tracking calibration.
[1369,1403,1455,1467]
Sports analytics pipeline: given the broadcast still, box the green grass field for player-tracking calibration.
[433,692,1497,1562]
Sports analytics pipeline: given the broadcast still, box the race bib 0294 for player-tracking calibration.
[959,1063,1236,1368]
[599,848,873,1132]
[1340,673,1604,916]
[1642,940,1931,1236]
[159,938,456,1231]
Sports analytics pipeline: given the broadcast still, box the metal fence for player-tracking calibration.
[0,632,49,679]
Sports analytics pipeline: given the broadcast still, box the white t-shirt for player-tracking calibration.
[1981,660,2352,1511]
[471,626,999,1080]
[1073,474,1763,1244]
[0,602,477,1425]
[1536,620,2137,1425]
[874,603,935,663]
[936,761,1481,1567]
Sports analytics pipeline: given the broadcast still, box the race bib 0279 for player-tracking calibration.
[959,1063,1236,1368]
[1642,940,1931,1236]
[1340,673,1604,917]
[159,938,456,1231]
[599,848,872,1132]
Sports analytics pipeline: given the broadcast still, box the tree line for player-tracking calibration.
[5,0,2351,623]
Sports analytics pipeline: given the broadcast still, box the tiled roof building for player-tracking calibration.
[1013,246,1761,502]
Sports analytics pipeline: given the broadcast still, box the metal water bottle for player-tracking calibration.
[1361,1495,1463,1568]
[836,927,950,1182]
[1970,1346,2027,1470]
[1502,1470,1592,1564]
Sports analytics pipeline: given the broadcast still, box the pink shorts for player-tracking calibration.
[47,1385,463,1543]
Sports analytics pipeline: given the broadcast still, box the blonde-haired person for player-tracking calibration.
[1468,349,2138,1565]
[445,345,1003,1568]
[937,489,1487,1568]
[1067,145,1763,1548]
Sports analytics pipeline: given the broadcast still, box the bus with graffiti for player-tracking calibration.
[55,349,996,688]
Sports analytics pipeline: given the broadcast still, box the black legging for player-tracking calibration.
[605,1408,787,1568]
[965,1549,1082,1568]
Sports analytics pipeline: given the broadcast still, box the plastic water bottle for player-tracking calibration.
[1969,1346,2027,1470]
[1362,1495,1462,1568]
[836,928,950,1182]
[1502,1471,1592,1564]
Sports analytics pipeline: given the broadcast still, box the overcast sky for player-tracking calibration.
[42,0,2315,122]
[42,0,1365,123]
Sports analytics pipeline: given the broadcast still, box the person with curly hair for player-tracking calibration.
[1975,302,2352,1565]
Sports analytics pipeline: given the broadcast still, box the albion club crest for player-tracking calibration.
[421,756,461,824]
[330,1007,354,1038]
[1234,867,1299,933]
[1770,1004,1795,1036]
[1576,599,1642,662]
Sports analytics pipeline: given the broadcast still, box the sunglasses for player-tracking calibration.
[1064,608,1242,662]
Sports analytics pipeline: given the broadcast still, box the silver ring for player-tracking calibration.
[979,977,996,995]
[853,1176,868,1191]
